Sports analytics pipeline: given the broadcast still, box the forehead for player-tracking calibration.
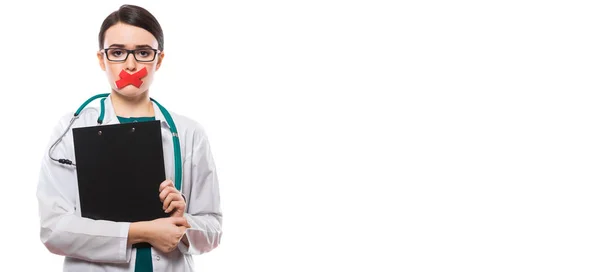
[103,23,158,48]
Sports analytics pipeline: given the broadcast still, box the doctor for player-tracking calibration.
[36,4,222,272]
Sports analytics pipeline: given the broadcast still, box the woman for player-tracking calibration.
[36,4,223,272]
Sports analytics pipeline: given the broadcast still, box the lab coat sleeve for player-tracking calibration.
[178,128,223,255]
[36,115,133,263]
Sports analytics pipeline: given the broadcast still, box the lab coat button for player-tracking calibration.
[155,255,160,261]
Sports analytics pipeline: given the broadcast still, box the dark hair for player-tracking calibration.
[98,4,164,51]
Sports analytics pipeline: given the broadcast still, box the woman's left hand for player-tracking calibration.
[159,179,186,217]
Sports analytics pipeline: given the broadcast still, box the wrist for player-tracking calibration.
[127,221,150,245]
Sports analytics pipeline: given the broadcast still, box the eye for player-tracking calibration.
[109,49,124,57]
[137,50,151,57]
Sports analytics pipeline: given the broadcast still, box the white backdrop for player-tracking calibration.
[1,0,600,271]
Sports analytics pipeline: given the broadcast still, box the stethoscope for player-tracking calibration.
[48,93,183,190]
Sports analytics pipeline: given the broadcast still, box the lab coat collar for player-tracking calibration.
[102,93,172,130]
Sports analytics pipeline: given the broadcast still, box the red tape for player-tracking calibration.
[115,67,148,89]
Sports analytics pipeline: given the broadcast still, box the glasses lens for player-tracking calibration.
[106,48,128,61]
[135,49,156,62]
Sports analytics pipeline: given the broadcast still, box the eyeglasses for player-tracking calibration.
[102,48,159,62]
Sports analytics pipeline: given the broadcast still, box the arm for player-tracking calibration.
[36,115,133,263]
[127,222,148,246]
[178,128,223,255]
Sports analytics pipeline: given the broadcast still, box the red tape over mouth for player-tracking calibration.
[115,67,148,89]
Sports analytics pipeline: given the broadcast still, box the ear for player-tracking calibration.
[97,51,106,71]
[155,51,165,71]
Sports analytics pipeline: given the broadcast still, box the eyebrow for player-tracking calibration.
[107,44,154,49]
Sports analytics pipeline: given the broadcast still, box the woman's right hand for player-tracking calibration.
[144,216,191,253]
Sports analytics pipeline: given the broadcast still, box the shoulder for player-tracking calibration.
[168,111,210,141]
[47,106,104,138]
[168,111,215,159]
[52,108,89,129]
[57,107,101,128]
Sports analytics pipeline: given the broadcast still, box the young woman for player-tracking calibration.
[36,4,222,272]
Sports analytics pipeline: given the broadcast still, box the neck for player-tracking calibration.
[110,90,155,118]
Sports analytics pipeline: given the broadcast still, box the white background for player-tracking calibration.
[0,0,599,271]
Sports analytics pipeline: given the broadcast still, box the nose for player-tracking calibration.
[124,52,137,71]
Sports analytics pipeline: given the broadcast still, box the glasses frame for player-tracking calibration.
[102,48,160,62]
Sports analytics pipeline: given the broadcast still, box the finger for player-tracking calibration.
[163,193,176,210]
[175,216,190,227]
[165,200,181,213]
[159,179,173,189]
[159,179,174,192]
[165,200,185,213]
[172,216,190,227]
[159,187,178,202]
[163,192,185,210]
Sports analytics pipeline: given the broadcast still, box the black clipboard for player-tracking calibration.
[72,120,169,248]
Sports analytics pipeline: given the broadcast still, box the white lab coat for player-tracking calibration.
[36,95,223,271]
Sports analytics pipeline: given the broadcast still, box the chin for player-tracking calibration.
[113,86,148,97]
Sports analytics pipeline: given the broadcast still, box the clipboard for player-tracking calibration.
[72,120,169,247]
